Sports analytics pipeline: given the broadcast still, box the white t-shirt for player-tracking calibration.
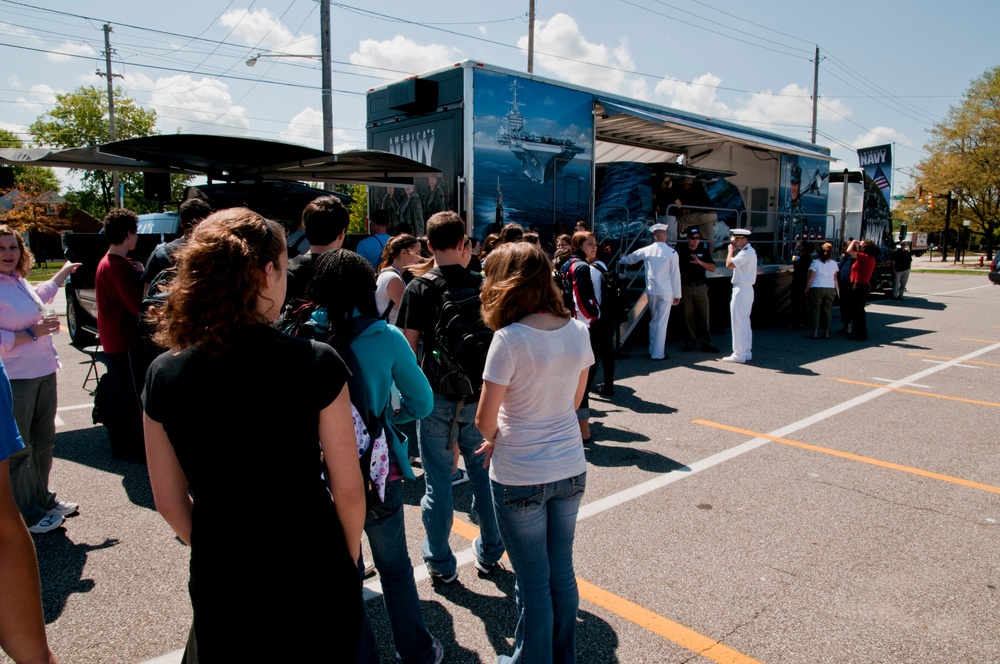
[375,268,402,326]
[482,318,594,486]
[808,258,839,289]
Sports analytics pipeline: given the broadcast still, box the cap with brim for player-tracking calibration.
[730,228,751,237]
[685,227,702,239]
[650,223,669,233]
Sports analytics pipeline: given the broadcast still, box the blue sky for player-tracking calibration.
[2,0,996,194]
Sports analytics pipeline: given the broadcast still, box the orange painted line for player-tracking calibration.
[450,514,482,542]
[452,510,760,661]
[577,578,762,664]
[693,419,1000,496]
[830,377,1000,408]
[961,338,1000,343]
[908,353,1000,367]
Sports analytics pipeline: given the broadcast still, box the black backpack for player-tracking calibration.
[593,263,628,324]
[416,269,493,403]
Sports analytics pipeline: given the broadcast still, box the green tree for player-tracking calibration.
[334,184,370,234]
[912,65,1000,258]
[29,85,159,217]
[0,128,61,195]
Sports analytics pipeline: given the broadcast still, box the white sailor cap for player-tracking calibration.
[650,223,669,233]
[730,228,751,238]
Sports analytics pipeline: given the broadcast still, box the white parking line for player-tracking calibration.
[872,377,932,387]
[921,360,980,369]
[57,403,93,412]
[932,285,989,296]
[578,341,1000,521]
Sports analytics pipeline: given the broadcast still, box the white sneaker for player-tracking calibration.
[721,354,746,364]
[28,513,64,533]
[47,500,79,517]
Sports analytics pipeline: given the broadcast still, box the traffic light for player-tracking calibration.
[927,193,934,209]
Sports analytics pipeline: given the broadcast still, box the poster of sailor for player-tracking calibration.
[857,143,893,208]
[369,111,461,237]
[778,154,830,244]
[472,68,593,242]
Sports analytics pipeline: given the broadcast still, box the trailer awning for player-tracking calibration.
[0,135,439,186]
[596,99,833,163]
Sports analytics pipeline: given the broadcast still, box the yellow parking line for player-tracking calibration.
[693,419,1000,496]
[829,377,1000,408]
[577,578,762,664]
[908,353,1000,367]
[961,338,1000,343]
[450,516,761,662]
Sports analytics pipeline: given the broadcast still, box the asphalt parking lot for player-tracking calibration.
[5,271,998,663]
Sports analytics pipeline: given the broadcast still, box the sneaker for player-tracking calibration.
[46,500,79,517]
[475,558,506,575]
[721,354,746,364]
[363,562,376,578]
[28,513,64,534]
[427,566,458,584]
[451,469,469,486]
[395,637,444,664]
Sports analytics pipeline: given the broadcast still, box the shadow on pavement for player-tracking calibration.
[34,527,120,622]
[53,426,154,509]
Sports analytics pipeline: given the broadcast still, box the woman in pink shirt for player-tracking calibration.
[0,225,80,533]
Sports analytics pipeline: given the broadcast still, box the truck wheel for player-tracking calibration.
[67,294,96,346]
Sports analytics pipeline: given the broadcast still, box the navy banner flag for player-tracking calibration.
[857,144,892,208]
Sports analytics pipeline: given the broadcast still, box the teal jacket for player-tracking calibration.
[349,319,432,480]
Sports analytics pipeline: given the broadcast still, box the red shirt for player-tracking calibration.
[96,253,143,353]
[850,252,875,286]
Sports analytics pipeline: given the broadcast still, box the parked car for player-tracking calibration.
[63,212,179,345]
[990,253,1000,285]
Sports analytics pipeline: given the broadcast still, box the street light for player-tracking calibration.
[245,53,321,67]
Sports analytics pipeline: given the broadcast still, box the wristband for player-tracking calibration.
[26,328,37,341]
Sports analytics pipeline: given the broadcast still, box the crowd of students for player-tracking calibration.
[0,198,608,663]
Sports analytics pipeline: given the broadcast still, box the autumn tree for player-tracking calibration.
[29,85,161,217]
[911,65,1000,259]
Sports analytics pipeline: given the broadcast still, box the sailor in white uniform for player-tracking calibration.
[722,228,756,363]
[618,223,682,360]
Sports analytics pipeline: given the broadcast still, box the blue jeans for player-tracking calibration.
[363,479,436,664]
[492,472,586,664]
[417,394,504,577]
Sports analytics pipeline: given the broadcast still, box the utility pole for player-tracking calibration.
[320,1,334,191]
[98,24,123,208]
[811,46,819,144]
[527,0,535,74]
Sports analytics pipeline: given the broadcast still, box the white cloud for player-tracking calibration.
[0,122,29,141]
[47,41,98,63]
[350,35,458,75]
[852,126,912,149]
[516,13,640,96]
[132,74,251,134]
[479,26,488,36]
[6,74,21,87]
[653,74,853,139]
[655,73,729,117]
[15,84,57,114]
[220,7,318,55]
[279,107,363,151]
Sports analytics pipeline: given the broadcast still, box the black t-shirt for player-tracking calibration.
[142,237,186,285]
[396,263,482,367]
[142,325,359,656]
[676,242,713,284]
[892,248,912,271]
[284,252,318,306]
